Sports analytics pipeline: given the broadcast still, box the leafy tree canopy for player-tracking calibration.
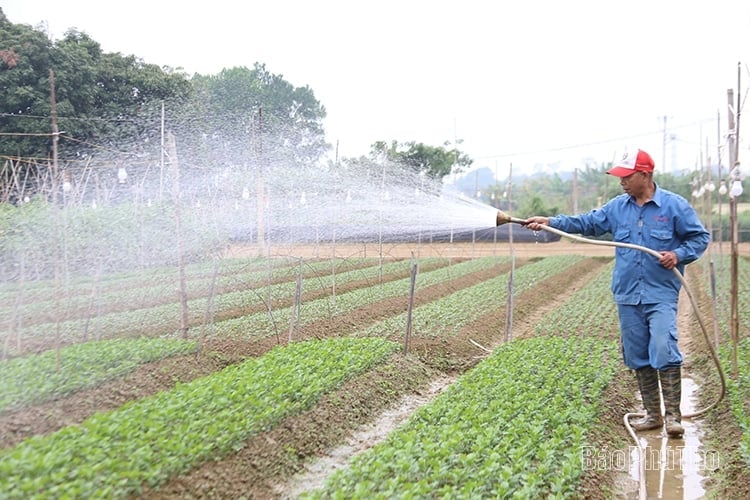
[368,139,472,180]
[517,193,559,218]
[0,9,193,163]
[187,63,328,170]
[1,10,330,202]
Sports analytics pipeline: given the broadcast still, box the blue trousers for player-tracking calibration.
[617,302,683,370]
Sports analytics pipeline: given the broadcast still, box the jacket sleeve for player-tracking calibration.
[548,205,613,237]
[673,202,710,265]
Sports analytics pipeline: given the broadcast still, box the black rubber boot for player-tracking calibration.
[631,366,663,431]
[660,366,684,438]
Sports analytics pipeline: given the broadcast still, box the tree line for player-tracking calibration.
[1,9,472,204]
[2,7,742,233]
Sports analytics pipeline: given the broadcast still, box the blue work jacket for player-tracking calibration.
[548,185,710,305]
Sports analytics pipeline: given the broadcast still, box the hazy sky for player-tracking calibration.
[3,1,750,176]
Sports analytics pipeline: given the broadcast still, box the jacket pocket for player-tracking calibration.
[614,228,630,242]
[650,228,673,249]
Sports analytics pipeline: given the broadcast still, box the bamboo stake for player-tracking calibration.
[168,131,190,339]
[403,254,418,355]
[504,163,515,343]
[3,254,25,359]
[0,160,11,202]
[199,260,220,354]
[49,69,63,371]
[288,257,303,342]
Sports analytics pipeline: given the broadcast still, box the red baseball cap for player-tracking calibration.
[607,149,655,177]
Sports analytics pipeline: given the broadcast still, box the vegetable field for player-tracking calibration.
[0,243,748,498]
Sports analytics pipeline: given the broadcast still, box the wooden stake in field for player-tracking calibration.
[726,78,740,379]
[82,257,103,342]
[403,254,419,354]
[288,257,303,342]
[256,106,266,254]
[168,132,190,340]
[49,69,64,371]
[504,163,515,343]
[199,259,220,354]
[3,254,25,359]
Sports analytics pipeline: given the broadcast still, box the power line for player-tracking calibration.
[0,112,135,124]
[0,132,58,137]
[473,117,730,162]
[0,131,145,164]
[60,134,134,156]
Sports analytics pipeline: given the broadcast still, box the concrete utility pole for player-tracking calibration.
[717,109,724,258]
[572,167,579,214]
[661,115,668,174]
[504,163,515,344]
[727,68,740,377]
[256,106,265,253]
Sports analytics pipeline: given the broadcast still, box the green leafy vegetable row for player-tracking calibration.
[0,257,373,329]
[0,337,197,414]
[534,260,618,339]
[0,257,500,409]
[1,257,453,354]
[698,255,750,465]
[198,255,509,339]
[0,256,279,304]
[356,254,584,338]
[0,337,399,498]
[306,335,619,498]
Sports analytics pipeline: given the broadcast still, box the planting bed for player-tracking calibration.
[0,241,747,498]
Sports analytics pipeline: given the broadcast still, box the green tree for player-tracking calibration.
[0,10,193,165]
[517,193,559,218]
[188,63,328,170]
[368,139,472,180]
[0,9,55,160]
[53,30,192,156]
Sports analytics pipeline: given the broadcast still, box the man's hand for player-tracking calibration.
[659,251,679,270]
[524,216,550,231]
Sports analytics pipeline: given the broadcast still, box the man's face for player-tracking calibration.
[619,171,650,197]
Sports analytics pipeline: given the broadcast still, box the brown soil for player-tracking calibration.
[230,240,750,262]
[227,240,622,261]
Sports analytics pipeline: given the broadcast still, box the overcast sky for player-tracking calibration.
[3,1,750,177]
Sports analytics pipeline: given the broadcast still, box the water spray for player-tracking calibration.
[495,209,727,497]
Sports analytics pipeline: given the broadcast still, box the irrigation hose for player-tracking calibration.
[498,212,727,499]
[534,224,726,498]
[526,223,727,416]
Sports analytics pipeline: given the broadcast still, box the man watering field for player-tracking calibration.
[525,148,710,438]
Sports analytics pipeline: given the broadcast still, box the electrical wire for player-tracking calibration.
[474,117,726,162]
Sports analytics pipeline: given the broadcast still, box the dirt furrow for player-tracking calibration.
[148,257,610,498]
[0,259,500,449]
